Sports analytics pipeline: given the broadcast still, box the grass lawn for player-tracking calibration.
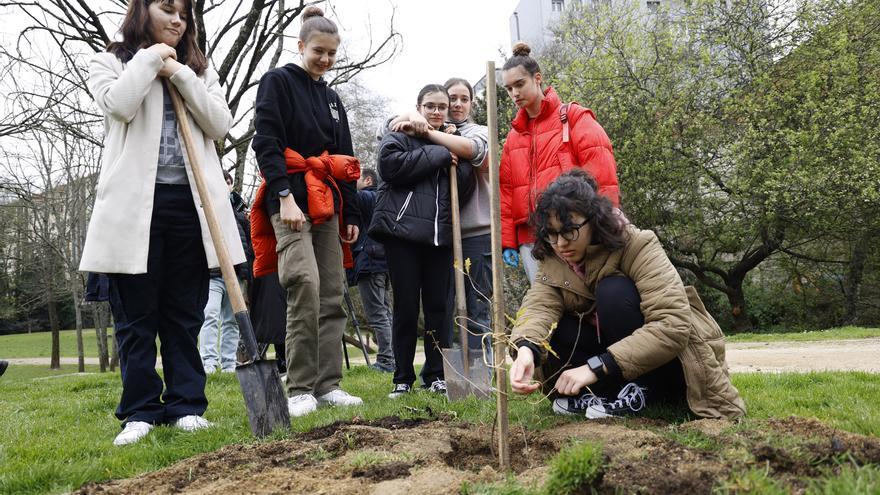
[1,329,115,360]
[727,326,880,343]
[1,362,879,495]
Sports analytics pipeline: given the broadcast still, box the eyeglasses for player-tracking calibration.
[420,103,449,113]
[544,219,589,245]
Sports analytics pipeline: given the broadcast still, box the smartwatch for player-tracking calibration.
[587,355,607,379]
[278,188,291,198]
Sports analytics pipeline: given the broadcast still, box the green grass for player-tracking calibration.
[1,329,115,359]
[731,372,880,436]
[1,365,879,495]
[727,326,880,343]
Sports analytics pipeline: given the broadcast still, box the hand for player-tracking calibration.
[443,124,457,134]
[510,346,540,394]
[148,43,177,61]
[449,152,459,167]
[554,365,598,396]
[502,248,520,268]
[341,224,359,244]
[279,195,306,231]
[158,58,183,78]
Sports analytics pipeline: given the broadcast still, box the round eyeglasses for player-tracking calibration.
[545,219,589,245]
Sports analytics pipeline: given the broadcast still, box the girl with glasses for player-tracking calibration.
[80,0,245,446]
[383,77,494,365]
[499,41,621,284]
[508,169,745,420]
[369,84,477,398]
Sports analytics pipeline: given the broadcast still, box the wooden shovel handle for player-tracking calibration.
[164,80,246,314]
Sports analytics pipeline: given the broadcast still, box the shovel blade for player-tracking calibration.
[442,348,493,401]
[236,359,291,437]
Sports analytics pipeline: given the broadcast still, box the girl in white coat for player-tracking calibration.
[79,0,244,446]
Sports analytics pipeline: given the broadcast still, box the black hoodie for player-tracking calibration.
[252,63,360,225]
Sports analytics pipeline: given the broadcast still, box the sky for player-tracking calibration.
[333,0,520,113]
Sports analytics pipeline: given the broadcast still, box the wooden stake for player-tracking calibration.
[487,61,511,470]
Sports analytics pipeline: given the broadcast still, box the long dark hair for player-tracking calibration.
[530,169,627,260]
[107,0,207,76]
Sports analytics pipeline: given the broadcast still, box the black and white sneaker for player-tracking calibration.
[586,383,647,419]
[552,392,604,416]
[428,379,448,397]
[388,383,411,399]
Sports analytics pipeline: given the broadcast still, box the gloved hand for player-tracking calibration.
[502,248,520,268]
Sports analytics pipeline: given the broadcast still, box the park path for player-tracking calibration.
[7,338,880,373]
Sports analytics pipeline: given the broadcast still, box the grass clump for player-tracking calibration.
[715,468,788,494]
[806,465,880,495]
[542,440,605,495]
[459,477,536,495]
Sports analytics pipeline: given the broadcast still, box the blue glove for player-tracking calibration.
[502,248,520,268]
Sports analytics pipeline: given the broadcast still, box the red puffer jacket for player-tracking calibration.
[500,87,619,249]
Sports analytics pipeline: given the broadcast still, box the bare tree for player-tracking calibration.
[0,0,401,188]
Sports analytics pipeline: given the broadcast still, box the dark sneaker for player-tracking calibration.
[428,379,448,397]
[388,383,411,399]
[552,392,604,416]
[0,360,7,377]
[586,383,647,419]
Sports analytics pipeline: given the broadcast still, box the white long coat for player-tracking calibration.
[79,49,245,274]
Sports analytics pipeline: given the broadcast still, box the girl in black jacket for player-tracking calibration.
[251,7,362,418]
[369,84,475,398]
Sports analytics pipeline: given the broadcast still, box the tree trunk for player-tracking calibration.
[725,281,751,333]
[92,303,109,372]
[110,311,119,371]
[48,279,61,370]
[843,231,869,325]
[72,278,85,372]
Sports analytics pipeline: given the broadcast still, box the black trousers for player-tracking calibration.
[384,237,452,386]
[546,276,687,403]
[108,184,210,425]
[447,234,493,350]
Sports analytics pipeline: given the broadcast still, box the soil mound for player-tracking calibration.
[74,416,880,495]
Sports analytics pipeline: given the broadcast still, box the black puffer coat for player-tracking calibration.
[369,132,475,247]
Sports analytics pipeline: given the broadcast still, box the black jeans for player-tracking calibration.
[108,184,210,425]
[447,234,493,351]
[384,237,452,386]
[546,276,687,403]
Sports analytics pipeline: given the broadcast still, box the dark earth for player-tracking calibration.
[73,415,880,495]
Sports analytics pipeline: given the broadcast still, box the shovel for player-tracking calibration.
[442,164,492,401]
[165,81,290,437]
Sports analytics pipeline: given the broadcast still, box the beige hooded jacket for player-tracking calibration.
[512,226,746,419]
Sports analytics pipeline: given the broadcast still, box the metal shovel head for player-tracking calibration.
[236,359,291,437]
[442,347,493,401]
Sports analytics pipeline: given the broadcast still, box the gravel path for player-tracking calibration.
[7,337,880,373]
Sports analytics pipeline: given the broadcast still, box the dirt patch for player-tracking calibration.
[74,416,880,495]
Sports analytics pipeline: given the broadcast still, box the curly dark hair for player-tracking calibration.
[530,169,627,261]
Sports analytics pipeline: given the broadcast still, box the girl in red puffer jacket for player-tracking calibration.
[500,42,620,283]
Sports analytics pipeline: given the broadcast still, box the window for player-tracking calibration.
[646,0,660,13]
[552,0,565,12]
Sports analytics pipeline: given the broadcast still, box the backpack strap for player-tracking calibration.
[559,103,571,144]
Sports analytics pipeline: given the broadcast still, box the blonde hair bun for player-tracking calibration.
[302,6,325,21]
[512,41,531,57]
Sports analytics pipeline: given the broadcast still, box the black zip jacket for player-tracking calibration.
[368,132,475,246]
[252,63,360,226]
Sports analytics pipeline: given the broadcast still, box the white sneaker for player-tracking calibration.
[287,394,319,417]
[113,421,153,446]
[174,415,213,431]
[317,389,363,407]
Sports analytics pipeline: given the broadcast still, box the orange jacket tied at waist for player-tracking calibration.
[251,150,360,278]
